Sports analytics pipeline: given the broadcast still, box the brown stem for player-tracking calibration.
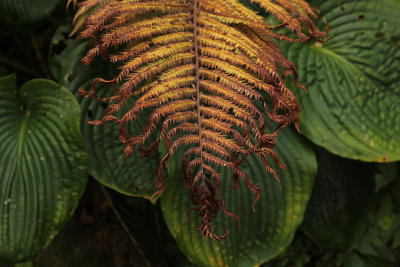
[193,0,204,181]
[100,185,152,267]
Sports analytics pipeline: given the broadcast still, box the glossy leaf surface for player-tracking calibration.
[0,74,88,262]
[281,0,400,162]
[161,128,317,266]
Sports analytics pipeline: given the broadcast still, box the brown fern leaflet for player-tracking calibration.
[70,0,328,240]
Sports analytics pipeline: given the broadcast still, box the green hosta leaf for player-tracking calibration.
[301,147,375,249]
[161,128,317,266]
[0,0,61,23]
[0,74,88,262]
[50,27,159,199]
[281,0,400,162]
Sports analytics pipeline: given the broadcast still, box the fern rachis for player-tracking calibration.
[70,0,328,240]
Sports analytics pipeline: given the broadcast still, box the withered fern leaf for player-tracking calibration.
[70,0,328,240]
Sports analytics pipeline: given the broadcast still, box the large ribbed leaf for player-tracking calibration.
[281,0,400,162]
[301,147,375,249]
[50,27,159,199]
[0,74,88,262]
[161,127,317,266]
[0,0,61,23]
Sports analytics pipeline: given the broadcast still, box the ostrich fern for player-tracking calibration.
[69,0,328,240]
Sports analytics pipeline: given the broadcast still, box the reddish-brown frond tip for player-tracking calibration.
[72,0,328,241]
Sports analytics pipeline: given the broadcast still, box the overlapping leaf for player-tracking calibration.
[161,127,317,266]
[281,0,400,162]
[50,26,160,199]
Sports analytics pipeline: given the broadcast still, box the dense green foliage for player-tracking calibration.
[0,0,399,266]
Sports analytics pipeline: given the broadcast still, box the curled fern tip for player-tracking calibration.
[72,0,328,240]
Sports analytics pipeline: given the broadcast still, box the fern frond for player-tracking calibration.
[72,0,328,240]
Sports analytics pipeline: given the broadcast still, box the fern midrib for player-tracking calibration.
[193,0,204,181]
[71,0,328,241]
